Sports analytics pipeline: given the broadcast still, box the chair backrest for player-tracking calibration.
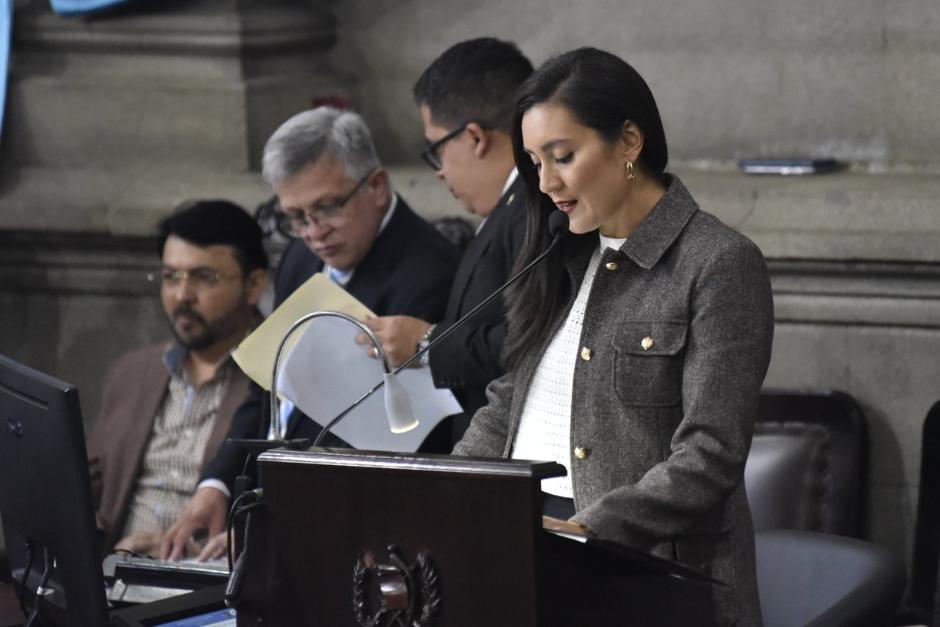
[745,390,867,536]
[755,529,905,627]
[904,399,940,622]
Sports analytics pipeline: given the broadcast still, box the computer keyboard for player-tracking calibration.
[103,554,229,605]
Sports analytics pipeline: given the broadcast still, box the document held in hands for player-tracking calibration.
[232,273,462,452]
[233,273,372,391]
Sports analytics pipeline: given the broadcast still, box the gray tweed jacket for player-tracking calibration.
[454,175,774,626]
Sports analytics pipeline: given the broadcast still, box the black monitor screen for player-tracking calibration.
[0,354,109,625]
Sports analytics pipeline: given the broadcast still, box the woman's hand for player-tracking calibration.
[542,515,594,538]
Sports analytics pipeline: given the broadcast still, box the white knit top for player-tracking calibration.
[511,233,627,498]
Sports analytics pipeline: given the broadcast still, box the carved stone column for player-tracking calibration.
[0,0,343,425]
[1,0,342,233]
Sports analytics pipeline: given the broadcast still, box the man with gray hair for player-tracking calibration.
[263,107,459,312]
[161,107,460,560]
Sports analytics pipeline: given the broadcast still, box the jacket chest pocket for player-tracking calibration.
[612,321,687,407]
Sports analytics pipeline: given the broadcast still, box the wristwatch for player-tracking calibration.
[417,324,436,368]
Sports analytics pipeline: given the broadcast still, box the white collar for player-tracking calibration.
[477,169,519,235]
[599,232,627,252]
[500,167,519,197]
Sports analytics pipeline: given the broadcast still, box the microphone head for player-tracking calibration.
[548,210,570,240]
[383,372,419,434]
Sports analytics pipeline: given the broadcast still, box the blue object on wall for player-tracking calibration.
[50,0,132,16]
[1,0,138,137]
[0,0,9,138]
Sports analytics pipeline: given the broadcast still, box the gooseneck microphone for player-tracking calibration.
[391,209,568,373]
[309,209,570,448]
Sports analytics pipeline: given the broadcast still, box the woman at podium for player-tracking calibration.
[453,47,774,626]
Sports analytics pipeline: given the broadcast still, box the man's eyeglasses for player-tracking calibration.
[420,120,491,170]
[147,268,241,291]
[276,168,376,237]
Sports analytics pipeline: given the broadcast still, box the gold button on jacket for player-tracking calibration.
[641,336,655,351]
[580,346,592,360]
[605,261,619,271]
[574,446,589,460]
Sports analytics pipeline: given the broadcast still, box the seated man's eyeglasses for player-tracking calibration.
[148,267,241,291]
[420,120,491,170]
[276,168,376,237]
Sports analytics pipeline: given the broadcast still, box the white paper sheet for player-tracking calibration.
[277,314,463,452]
[232,273,373,391]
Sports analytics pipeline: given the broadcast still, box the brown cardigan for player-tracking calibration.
[87,341,250,549]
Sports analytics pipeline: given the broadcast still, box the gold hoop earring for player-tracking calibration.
[625,161,636,181]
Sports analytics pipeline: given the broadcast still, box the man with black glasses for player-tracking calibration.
[160,107,459,560]
[364,38,534,452]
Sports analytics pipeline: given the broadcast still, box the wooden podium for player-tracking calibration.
[234,448,713,626]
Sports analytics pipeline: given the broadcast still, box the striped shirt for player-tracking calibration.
[121,344,232,537]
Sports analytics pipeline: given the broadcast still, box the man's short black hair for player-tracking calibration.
[413,38,533,133]
[157,200,268,275]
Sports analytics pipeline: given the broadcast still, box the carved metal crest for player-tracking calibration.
[352,545,441,627]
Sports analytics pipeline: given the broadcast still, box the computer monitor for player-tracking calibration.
[0,354,110,625]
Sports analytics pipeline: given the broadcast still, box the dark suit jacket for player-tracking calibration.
[87,342,250,549]
[455,176,773,625]
[204,196,460,492]
[423,177,526,450]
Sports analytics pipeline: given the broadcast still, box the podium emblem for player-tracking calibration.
[353,545,441,626]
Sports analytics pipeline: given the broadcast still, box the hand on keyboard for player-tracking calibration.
[114,531,163,558]
[196,532,229,562]
[117,531,201,560]
[160,487,228,561]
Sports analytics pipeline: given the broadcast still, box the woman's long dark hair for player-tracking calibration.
[503,47,669,370]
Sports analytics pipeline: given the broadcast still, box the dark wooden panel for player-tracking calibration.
[234,449,711,627]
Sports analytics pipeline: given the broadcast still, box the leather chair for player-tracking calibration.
[746,390,867,536]
[899,399,940,624]
[756,529,905,627]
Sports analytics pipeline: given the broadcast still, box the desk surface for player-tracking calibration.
[0,582,23,626]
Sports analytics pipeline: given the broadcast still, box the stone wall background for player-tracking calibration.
[1,0,939,599]
[328,0,940,171]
